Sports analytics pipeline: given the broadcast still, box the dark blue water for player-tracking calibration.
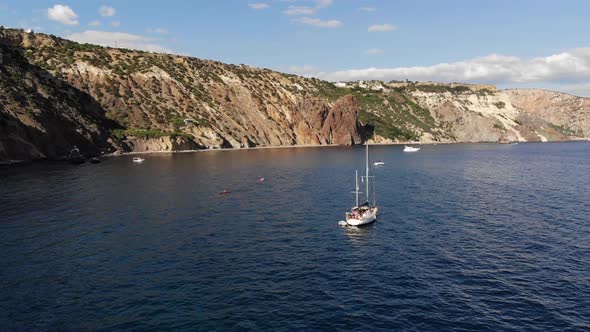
[1,142,590,331]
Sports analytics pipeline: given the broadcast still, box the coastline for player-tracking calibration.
[105,139,589,158]
[105,143,342,157]
[2,139,588,165]
[105,141,440,157]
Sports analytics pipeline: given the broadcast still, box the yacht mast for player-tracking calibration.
[355,169,359,207]
[365,143,369,204]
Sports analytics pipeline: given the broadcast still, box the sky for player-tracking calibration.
[1,0,590,96]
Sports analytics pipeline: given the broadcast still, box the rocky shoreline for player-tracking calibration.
[103,139,590,158]
[5,139,589,167]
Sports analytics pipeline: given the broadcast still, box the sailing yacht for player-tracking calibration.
[344,143,378,226]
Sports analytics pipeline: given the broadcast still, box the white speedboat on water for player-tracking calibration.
[373,161,385,166]
[343,143,378,227]
[403,145,420,152]
[132,157,145,163]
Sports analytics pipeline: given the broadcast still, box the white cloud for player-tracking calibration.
[99,5,116,17]
[248,3,270,9]
[368,24,396,32]
[283,0,332,15]
[66,30,172,53]
[88,20,101,27]
[308,48,590,95]
[365,48,384,55]
[47,4,79,25]
[359,7,376,12]
[292,17,342,28]
[283,6,316,15]
[110,21,120,27]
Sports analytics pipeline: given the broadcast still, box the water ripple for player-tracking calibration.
[1,143,590,331]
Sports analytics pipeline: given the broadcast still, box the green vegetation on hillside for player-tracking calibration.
[493,101,506,109]
[5,27,450,143]
[547,123,582,137]
[402,84,472,94]
[10,29,225,136]
[112,128,194,140]
[310,81,444,141]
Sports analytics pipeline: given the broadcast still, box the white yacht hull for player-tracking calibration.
[345,207,378,226]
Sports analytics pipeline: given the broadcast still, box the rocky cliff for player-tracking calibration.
[0,41,119,161]
[1,28,589,162]
[403,87,583,143]
[504,89,590,138]
[0,28,367,162]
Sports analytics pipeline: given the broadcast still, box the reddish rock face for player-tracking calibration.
[292,94,363,146]
[321,95,363,145]
[292,98,328,145]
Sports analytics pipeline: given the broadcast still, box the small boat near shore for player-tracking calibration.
[373,161,385,166]
[403,145,421,152]
[132,157,145,163]
[68,147,85,164]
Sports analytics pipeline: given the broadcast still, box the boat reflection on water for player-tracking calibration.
[340,220,378,244]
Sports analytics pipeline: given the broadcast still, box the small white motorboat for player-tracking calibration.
[132,157,145,163]
[373,161,385,166]
[403,145,421,152]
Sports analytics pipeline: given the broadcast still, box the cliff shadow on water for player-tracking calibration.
[0,43,122,162]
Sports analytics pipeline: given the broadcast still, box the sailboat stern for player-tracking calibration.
[345,206,378,226]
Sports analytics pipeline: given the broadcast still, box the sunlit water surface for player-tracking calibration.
[1,142,590,331]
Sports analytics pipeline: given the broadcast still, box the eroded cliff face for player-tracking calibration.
[292,95,363,145]
[1,28,589,163]
[504,89,590,138]
[0,29,365,162]
[404,89,579,143]
[0,43,120,162]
